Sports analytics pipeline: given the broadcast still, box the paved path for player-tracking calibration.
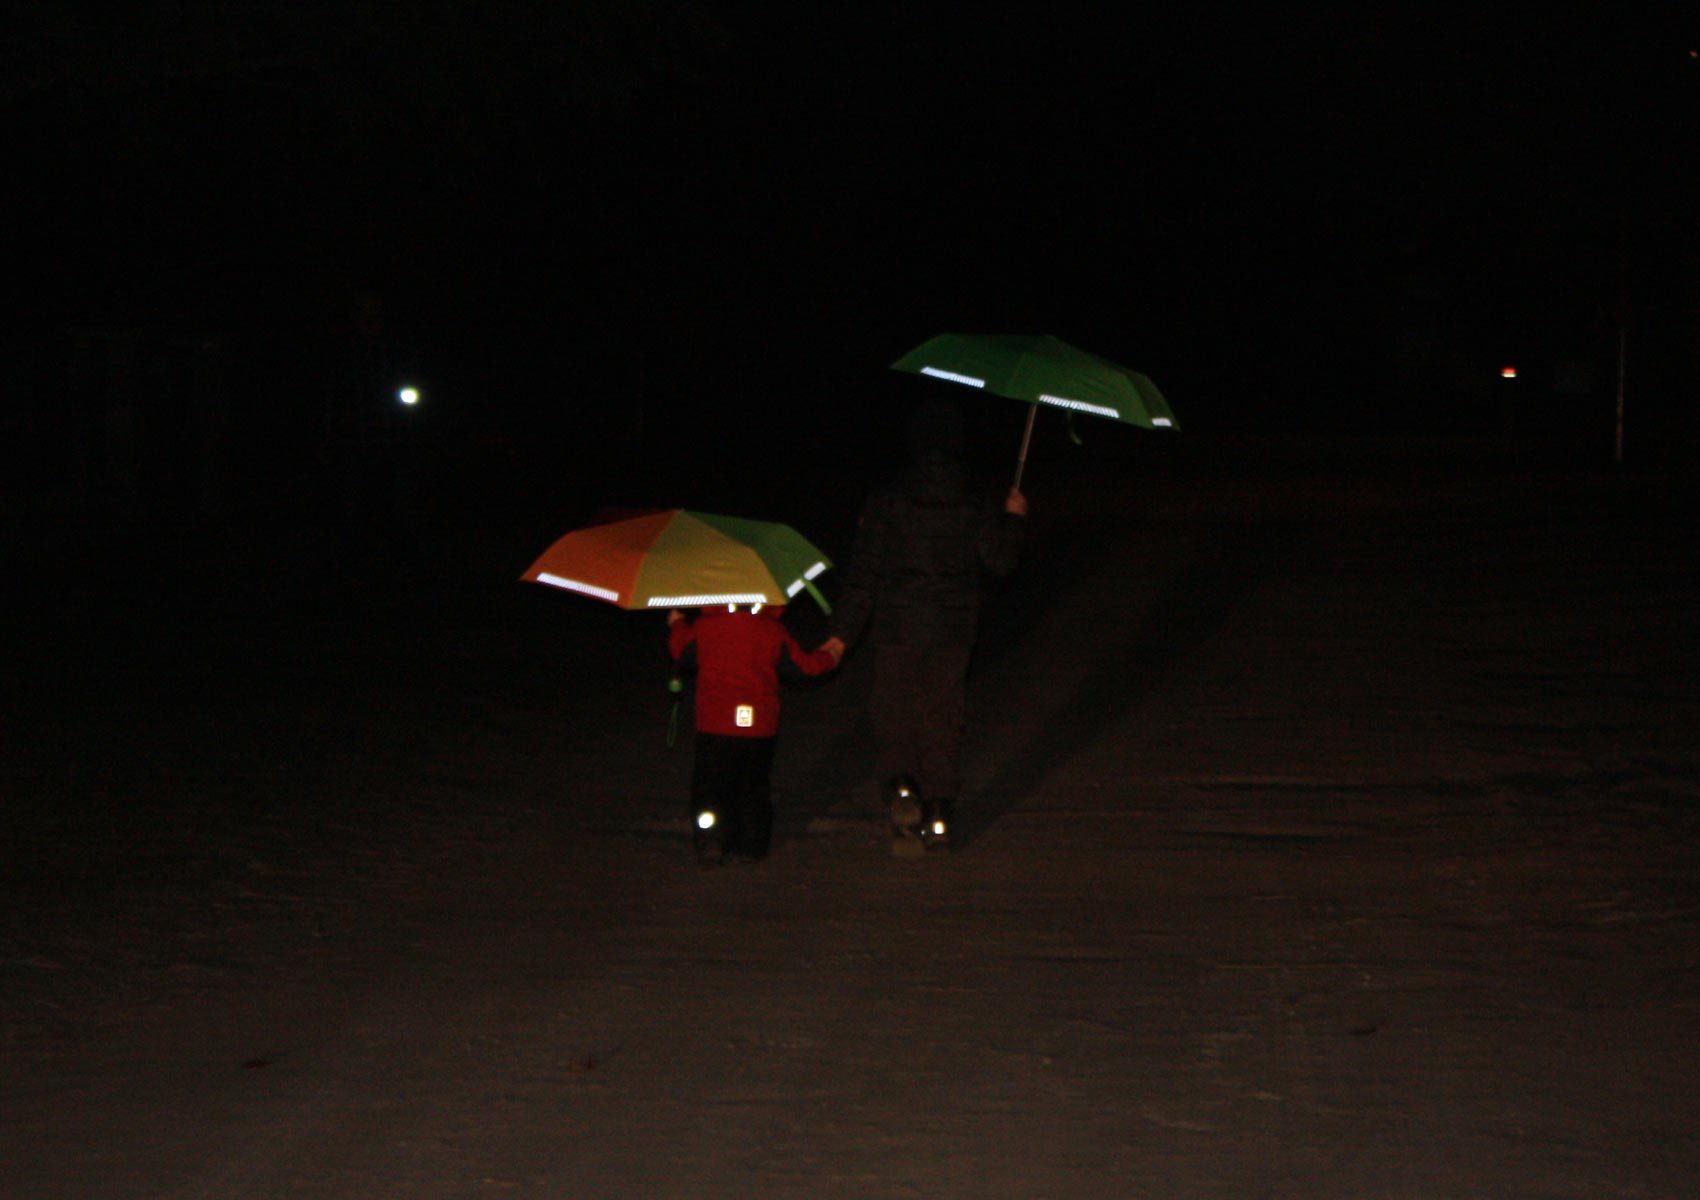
[5,463,1698,1197]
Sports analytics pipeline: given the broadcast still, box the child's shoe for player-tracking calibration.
[693,809,726,866]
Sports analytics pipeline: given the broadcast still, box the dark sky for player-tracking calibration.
[5,7,1696,459]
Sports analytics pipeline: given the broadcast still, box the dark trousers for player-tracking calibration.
[691,733,778,858]
[871,642,972,801]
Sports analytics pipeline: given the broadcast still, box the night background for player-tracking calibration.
[5,7,1698,573]
[7,11,1700,1194]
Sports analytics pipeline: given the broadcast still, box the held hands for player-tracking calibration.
[1005,487,1029,517]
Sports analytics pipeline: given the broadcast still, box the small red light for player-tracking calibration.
[1500,365,1518,379]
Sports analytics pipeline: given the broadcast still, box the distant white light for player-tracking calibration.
[397,386,420,406]
[645,593,767,608]
[1036,394,1120,420]
[931,820,947,836]
[1151,416,1174,428]
[536,573,619,603]
[920,367,986,388]
[697,810,717,830]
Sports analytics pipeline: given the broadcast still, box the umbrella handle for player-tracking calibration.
[803,579,833,615]
[1013,404,1038,490]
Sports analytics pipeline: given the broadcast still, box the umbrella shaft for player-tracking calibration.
[1013,404,1038,490]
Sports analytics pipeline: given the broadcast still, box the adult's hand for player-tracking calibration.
[820,636,847,662]
[1005,487,1029,517]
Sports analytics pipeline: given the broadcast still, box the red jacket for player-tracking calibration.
[667,606,836,737]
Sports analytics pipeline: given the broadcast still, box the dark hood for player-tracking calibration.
[904,396,966,463]
[900,397,969,505]
[899,450,969,507]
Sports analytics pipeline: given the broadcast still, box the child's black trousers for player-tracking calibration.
[690,733,778,858]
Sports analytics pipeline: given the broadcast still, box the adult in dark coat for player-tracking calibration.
[822,397,1027,849]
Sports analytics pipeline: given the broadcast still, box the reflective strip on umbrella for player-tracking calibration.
[919,366,987,388]
[534,573,622,604]
[1036,393,1121,420]
[645,592,768,608]
[784,560,828,599]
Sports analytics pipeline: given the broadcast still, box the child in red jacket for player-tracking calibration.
[668,603,841,864]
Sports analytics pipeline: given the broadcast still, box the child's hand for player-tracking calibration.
[667,609,685,626]
[1005,487,1029,517]
[820,636,847,663]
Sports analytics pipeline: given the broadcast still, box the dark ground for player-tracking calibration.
[4,437,1699,1197]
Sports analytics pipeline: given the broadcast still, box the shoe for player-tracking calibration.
[885,775,922,834]
[920,798,952,853]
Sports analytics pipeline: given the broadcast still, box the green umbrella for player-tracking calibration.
[891,333,1177,487]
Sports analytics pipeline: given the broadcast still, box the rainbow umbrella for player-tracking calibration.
[520,509,832,613]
